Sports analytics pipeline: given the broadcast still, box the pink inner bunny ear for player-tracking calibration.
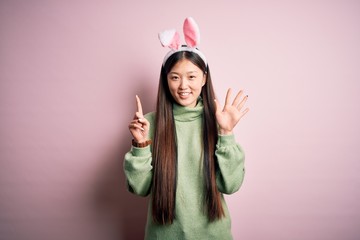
[183,17,200,48]
[158,29,180,50]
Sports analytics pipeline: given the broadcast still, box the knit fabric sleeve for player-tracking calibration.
[215,134,245,194]
[124,146,153,196]
[123,113,155,197]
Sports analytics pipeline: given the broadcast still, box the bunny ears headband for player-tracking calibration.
[159,17,207,66]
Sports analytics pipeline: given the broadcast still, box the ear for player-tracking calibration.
[202,73,207,87]
[158,29,180,50]
[183,17,200,48]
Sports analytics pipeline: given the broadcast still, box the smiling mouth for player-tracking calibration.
[179,92,191,96]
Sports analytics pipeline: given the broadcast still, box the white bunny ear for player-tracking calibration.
[183,17,200,48]
[158,29,180,50]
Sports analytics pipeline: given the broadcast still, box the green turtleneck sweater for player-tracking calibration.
[124,99,245,240]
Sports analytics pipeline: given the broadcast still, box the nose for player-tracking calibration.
[179,78,188,90]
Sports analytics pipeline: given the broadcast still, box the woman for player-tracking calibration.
[124,17,249,240]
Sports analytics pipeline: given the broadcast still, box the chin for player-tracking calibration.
[179,100,196,107]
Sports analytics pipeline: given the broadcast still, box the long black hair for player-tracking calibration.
[151,51,224,225]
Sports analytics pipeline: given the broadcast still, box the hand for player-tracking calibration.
[128,95,150,143]
[214,88,250,135]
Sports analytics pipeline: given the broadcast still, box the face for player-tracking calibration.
[167,59,206,108]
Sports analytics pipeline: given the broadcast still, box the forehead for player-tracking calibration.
[169,59,202,74]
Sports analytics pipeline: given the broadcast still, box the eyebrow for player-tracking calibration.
[168,71,198,75]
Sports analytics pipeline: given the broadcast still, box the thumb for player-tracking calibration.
[214,99,220,113]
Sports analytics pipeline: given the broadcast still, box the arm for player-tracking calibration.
[124,145,153,196]
[123,95,154,196]
[214,88,249,194]
[215,134,245,194]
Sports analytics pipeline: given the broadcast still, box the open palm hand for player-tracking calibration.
[214,89,250,135]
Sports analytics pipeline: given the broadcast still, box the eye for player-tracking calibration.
[170,75,179,81]
[189,75,196,80]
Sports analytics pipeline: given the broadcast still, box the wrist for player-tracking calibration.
[219,129,233,135]
[132,139,152,148]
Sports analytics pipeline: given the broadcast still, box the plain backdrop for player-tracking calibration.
[1,0,359,239]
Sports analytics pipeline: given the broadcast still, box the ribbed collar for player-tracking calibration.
[173,98,204,122]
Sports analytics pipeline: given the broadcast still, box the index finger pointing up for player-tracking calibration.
[135,95,143,116]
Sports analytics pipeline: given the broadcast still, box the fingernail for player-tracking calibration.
[141,127,145,131]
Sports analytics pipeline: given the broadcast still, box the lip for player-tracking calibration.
[178,92,191,99]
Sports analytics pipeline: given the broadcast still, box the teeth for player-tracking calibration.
[179,92,190,96]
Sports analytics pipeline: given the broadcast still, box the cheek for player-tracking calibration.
[167,82,178,96]
[168,82,176,91]
[167,80,174,89]
[196,81,205,90]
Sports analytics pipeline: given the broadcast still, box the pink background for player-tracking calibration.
[1,0,359,239]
